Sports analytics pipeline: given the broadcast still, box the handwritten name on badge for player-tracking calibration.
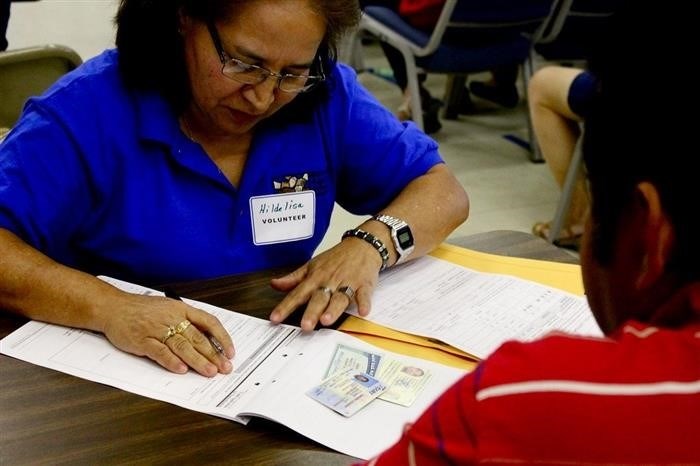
[250,191,316,245]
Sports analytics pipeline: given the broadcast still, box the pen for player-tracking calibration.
[163,288,225,354]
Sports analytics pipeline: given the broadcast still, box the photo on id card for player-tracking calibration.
[324,344,432,407]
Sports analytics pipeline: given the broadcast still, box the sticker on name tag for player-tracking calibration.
[307,369,387,417]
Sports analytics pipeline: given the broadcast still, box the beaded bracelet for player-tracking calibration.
[342,228,390,271]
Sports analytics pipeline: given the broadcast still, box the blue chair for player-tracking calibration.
[533,0,621,65]
[358,0,557,161]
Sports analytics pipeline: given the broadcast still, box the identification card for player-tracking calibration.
[375,360,432,407]
[250,191,315,245]
[325,344,431,407]
[324,344,383,378]
[307,369,387,417]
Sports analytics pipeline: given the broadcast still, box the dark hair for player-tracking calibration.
[582,0,700,281]
[115,0,360,114]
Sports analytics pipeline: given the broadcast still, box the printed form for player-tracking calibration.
[0,277,464,460]
[350,256,603,359]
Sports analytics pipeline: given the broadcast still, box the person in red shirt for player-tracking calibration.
[361,0,700,464]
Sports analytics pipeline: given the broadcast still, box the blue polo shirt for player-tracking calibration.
[0,49,442,284]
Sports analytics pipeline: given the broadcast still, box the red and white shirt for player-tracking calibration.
[362,285,700,465]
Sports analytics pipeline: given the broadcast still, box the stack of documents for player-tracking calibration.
[0,277,465,460]
[0,247,603,459]
[346,254,602,360]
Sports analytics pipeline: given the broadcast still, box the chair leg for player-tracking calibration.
[443,74,467,120]
[547,139,583,243]
[400,48,424,131]
[339,27,365,72]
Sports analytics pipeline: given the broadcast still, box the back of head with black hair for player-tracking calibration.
[583,0,700,281]
[115,0,360,115]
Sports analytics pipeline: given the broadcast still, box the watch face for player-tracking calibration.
[396,225,414,248]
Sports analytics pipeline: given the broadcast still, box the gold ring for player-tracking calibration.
[337,285,355,300]
[317,286,333,296]
[174,320,191,334]
[162,325,176,344]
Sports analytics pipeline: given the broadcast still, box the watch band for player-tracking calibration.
[342,228,390,271]
[372,214,415,265]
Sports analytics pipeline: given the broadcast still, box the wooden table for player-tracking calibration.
[0,231,577,465]
[449,230,579,264]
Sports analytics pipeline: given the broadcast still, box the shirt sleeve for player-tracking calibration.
[0,98,95,262]
[360,368,481,465]
[322,64,444,215]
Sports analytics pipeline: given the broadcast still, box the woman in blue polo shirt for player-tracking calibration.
[0,0,468,376]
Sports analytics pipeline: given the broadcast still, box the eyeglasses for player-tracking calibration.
[206,22,325,94]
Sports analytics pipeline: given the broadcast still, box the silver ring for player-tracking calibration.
[337,285,355,300]
[317,286,333,296]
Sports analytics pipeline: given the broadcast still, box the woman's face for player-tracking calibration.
[181,0,326,136]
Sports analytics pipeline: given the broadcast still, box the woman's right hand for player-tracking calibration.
[101,293,235,377]
[0,229,233,378]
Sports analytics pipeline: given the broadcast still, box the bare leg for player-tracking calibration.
[528,66,588,233]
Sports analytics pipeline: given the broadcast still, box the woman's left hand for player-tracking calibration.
[269,238,382,331]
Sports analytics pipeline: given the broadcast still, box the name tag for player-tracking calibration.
[250,191,316,245]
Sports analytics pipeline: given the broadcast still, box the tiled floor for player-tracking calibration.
[6,0,117,61]
[6,0,562,253]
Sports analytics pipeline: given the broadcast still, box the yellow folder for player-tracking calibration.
[339,243,584,371]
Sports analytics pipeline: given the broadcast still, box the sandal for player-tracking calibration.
[396,99,411,122]
[532,221,584,250]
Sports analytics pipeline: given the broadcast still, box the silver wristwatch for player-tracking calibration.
[372,214,415,265]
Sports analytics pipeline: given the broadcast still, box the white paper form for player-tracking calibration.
[349,256,603,359]
[238,329,464,460]
[0,278,304,424]
[0,277,466,460]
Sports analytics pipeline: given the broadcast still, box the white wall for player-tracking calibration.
[6,0,118,60]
